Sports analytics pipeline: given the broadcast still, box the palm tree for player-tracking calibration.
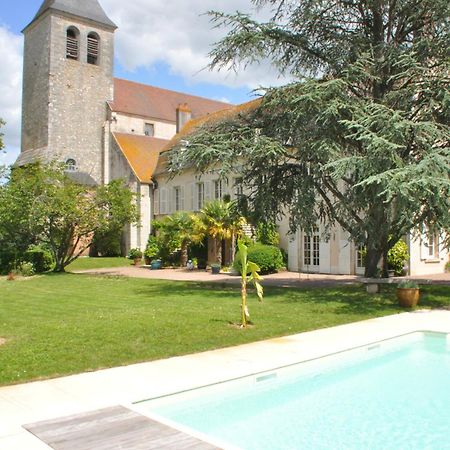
[200,200,245,265]
[155,212,205,267]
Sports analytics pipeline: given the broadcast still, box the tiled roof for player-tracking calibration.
[29,0,117,30]
[109,78,233,123]
[154,98,262,177]
[112,133,169,184]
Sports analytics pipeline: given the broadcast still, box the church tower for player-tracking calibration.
[18,0,117,184]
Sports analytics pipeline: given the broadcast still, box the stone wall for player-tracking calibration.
[21,15,52,152]
[47,14,114,184]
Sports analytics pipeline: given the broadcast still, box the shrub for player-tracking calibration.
[17,262,35,277]
[24,245,54,273]
[234,243,284,275]
[91,228,122,257]
[128,248,143,260]
[387,240,409,275]
[255,222,280,246]
[144,236,160,261]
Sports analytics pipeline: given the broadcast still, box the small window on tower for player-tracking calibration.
[65,159,77,172]
[144,123,155,137]
[66,27,79,60]
[87,32,100,65]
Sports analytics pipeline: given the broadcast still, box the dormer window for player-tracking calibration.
[66,27,79,60]
[144,123,155,136]
[87,32,100,65]
[65,159,77,172]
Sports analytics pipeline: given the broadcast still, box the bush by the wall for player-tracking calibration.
[234,243,284,275]
[387,240,409,276]
[255,222,280,246]
[91,228,122,257]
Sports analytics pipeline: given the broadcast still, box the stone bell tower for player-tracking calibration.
[18,0,117,184]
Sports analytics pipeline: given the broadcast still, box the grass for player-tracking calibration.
[66,257,131,271]
[0,273,448,386]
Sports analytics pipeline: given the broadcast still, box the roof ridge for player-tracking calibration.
[113,78,234,106]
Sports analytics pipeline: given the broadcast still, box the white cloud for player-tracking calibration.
[0,26,22,166]
[102,0,290,89]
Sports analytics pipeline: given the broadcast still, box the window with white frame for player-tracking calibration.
[144,123,154,137]
[196,182,205,210]
[422,227,440,260]
[174,186,183,211]
[214,180,223,200]
[304,228,320,266]
[356,245,366,268]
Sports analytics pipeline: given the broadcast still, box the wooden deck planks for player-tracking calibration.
[24,405,220,450]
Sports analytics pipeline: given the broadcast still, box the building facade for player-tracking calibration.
[17,0,449,275]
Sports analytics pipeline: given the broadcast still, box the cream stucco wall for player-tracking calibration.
[408,233,449,276]
[111,112,177,140]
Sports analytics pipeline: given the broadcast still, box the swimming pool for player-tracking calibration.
[138,332,450,450]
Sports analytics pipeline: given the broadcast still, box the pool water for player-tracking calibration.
[140,333,450,450]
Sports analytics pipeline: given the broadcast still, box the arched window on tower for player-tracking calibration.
[65,159,77,172]
[66,27,80,60]
[87,32,100,65]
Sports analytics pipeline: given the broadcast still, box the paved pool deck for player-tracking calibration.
[1,310,449,449]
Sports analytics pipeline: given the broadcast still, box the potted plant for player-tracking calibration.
[144,236,159,265]
[211,263,221,275]
[396,280,420,307]
[128,248,143,266]
[150,259,163,270]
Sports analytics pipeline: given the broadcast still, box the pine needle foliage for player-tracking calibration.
[167,0,450,277]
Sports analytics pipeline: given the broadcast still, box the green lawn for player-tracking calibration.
[0,274,448,386]
[67,257,131,271]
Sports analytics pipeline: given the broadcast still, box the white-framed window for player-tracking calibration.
[214,180,223,200]
[356,245,366,268]
[174,186,184,212]
[196,182,205,210]
[66,27,79,60]
[65,158,77,172]
[422,227,440,260]
[234,177,243,198]
[144,123,154,137]
[159,188,168,214]
[304,228,320,267]
[87,32,100,65]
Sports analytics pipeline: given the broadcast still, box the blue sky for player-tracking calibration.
[0,0,255,104]
[1,0,286,165]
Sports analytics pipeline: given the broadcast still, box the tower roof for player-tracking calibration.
[28,0,117,30]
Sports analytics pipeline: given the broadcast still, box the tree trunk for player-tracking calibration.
[53,259,66,273]
[364,247,382,278]
[180,241,189,267]
[216,237,222,265]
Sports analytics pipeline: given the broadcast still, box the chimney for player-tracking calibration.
[176,103,192,133]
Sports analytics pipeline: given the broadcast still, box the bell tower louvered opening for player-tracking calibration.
[87,32,100,65]
[66,27,79,60]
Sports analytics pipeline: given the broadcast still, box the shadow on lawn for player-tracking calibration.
[269,285,403,315]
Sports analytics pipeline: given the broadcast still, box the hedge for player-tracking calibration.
[234,243,285,275]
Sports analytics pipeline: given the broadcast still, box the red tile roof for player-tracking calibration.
[154,98,262,176]
[109,78,233,122]
[112,132,169,183]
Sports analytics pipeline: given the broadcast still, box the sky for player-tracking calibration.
[0,0,288,166]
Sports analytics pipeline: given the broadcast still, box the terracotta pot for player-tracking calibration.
[133,257,142,266]
[396,288,420,307]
